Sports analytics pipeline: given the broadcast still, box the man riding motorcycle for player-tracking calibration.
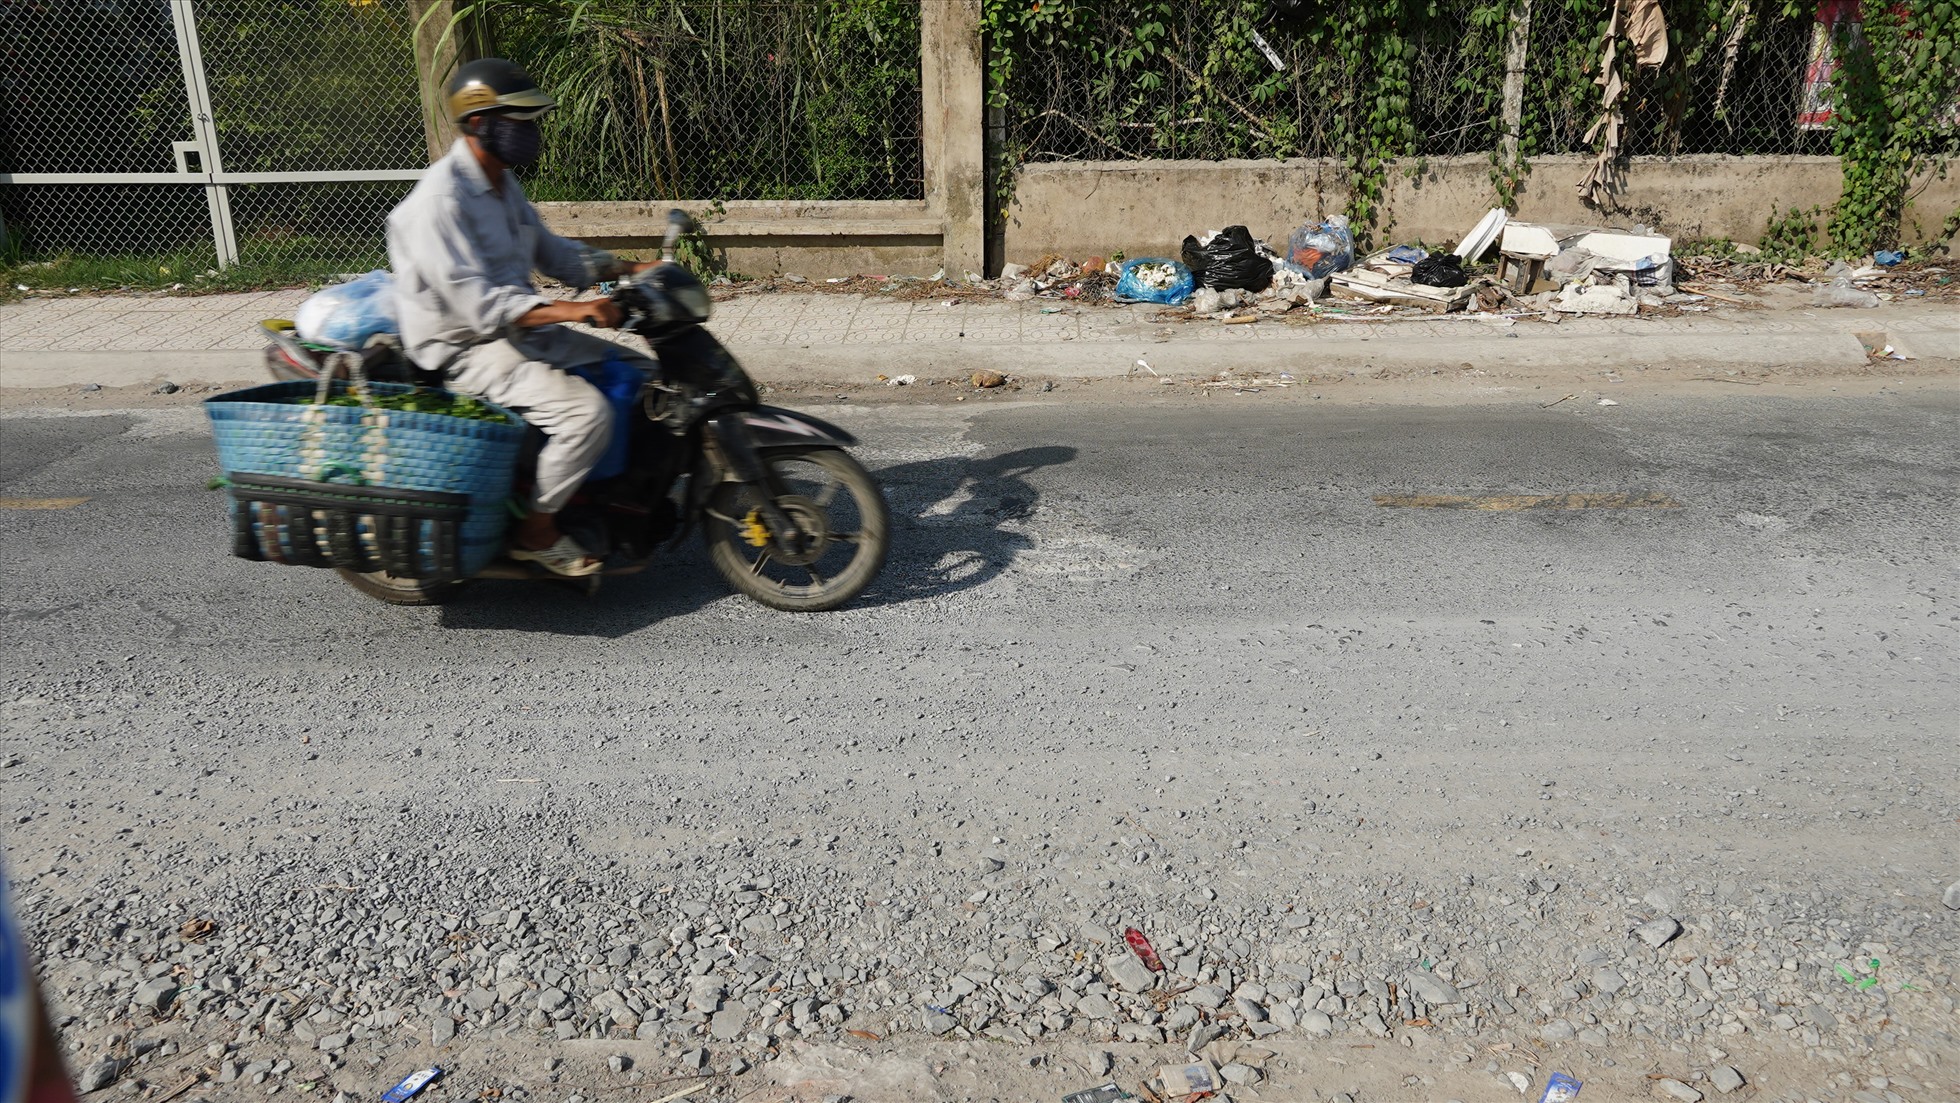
[386,58,657,577]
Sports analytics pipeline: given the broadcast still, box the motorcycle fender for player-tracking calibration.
[737,407,858,448]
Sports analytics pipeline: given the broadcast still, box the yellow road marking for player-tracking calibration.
[0,497,90,510]
[1373,491,1682,511]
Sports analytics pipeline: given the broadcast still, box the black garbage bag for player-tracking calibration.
[1180,225,1274,292]
[1412,253,1468,288]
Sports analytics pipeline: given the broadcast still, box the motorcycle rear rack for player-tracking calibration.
[229,472,469,583]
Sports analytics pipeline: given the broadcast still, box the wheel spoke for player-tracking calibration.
[749,551,771,576]
[831,530,863,544]
[815,479,841,507]
[805,565,828,589]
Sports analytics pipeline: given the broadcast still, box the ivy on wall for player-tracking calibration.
[1824,0,1960,254]
[982,0,1957,253]
[981,0,1491,247]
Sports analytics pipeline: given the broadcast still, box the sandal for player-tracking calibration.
[509,535,603,577]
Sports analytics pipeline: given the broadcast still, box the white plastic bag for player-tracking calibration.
[1812,276,1879,309]
[294,270,399,350]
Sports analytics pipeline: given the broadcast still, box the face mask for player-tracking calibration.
[477,115,543,168]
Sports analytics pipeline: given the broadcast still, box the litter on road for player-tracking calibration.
[379,1066,442,1103]
[1061,1084,1133,1103]
[1124,926,1166,972]
[1155,1060,1221,1095]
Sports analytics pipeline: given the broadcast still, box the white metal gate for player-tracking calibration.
[1,0,429,271]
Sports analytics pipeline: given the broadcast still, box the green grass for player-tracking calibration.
[1,238,384,301]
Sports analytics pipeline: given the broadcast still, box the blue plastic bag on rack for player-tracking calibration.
[294,270,400,350]
[1113,258,1195,305]
[569,355,647,481]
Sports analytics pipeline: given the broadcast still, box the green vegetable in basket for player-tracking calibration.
[295,389,511,424]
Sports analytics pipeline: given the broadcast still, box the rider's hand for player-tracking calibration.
[571,298,624,328]
[519,299,623,329]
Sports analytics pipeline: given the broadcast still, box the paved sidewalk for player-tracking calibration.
[2,284,1956,390]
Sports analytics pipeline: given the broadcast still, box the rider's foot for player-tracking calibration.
[509,535,603,577]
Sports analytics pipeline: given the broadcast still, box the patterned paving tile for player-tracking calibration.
[5,282,1957,360]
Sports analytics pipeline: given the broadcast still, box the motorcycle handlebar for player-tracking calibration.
[660,208,695,263]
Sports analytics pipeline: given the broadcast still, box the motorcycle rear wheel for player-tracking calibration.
[335,568,470,606]
[705,446,888,612]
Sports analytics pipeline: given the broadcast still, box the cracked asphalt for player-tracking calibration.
[2,383,1956,1103]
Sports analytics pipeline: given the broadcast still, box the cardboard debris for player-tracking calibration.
[1498,222,1571,261]
[1330,268,1473,311]
[1572,230,1671,266]
[1157,1061,1221,1095]
[1500,222,1675,302]
[1553,282,1637,315]
[1456,208,1509,263]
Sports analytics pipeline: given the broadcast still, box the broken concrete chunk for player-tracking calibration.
[1634,916,1683,948]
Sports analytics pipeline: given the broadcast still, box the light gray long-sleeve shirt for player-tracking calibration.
[386,140,615,372]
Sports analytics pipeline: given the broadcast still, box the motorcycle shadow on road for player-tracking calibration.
[852,444,1076,609]
[433,556,727,636]
[433,444,1074,634]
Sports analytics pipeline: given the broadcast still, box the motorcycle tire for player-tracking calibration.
[335,568,470,606]
[705,446,888,612]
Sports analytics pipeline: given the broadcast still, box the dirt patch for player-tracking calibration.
[5,357,1956,418]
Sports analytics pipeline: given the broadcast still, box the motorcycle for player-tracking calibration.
[260,209,889,611]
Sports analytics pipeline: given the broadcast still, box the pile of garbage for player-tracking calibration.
[987,226,1346,314]
[700,207,1953,321]
[985,208,1702,321]
[1002,255,1128,304]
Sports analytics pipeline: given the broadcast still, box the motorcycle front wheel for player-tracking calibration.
[335,568,470,606]
[705,446,888,612]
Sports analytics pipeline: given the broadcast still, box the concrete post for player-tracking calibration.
[921,0,987,278]
[1500,0,1535,170]
[408,0,479,162]
[984,99,1006,276]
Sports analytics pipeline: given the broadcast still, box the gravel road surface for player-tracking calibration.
[2,385,1956,1103]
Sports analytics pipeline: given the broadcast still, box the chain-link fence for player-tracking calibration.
[1,0,426,274]
[1,0,194,174]
[195,0,429,174]
[464,0,926,203]
[991,0,1842,168]
[1521,1,1829,158]
[4,1,1938,280]
[2,183,219,272]
[3,0,927,278]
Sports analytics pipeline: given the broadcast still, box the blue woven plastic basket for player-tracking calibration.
[205,375,526,579]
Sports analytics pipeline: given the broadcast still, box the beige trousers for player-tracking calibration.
[446,326,654,514]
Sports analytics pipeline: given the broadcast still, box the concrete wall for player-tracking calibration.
[512,4,1960,280]
[1902,168,1960,245]
[1003,155,1960,262]
[536,199,946,280]
[536,155,1959,281]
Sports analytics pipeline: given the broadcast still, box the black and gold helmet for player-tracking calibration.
[445,58,557,124]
